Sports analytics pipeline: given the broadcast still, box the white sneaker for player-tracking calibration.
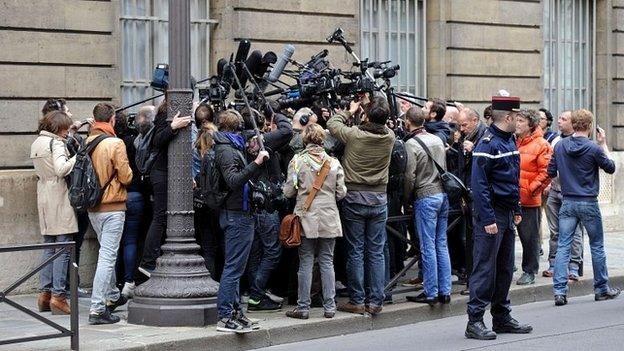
[265,290,284,304]
[122,282,136,298]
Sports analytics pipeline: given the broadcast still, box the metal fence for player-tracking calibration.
[543,0,596,119]
[360,0,427,97]
[0,242,79,350]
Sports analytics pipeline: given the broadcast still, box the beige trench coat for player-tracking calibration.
[283,145,347,239]
[30,131,78,235]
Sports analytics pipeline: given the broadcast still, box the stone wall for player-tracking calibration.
[0,0,120,169]
[611,0,624,149]
[426,0,543,114]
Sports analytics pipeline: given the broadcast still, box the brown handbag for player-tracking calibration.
[279,159,332,248]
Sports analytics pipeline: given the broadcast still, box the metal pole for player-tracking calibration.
[128,0,218,327]
[70,244,79,351]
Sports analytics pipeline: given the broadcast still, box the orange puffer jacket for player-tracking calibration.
[517,128,552,207]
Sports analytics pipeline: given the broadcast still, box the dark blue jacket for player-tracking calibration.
[547,136,615,201]
[425,120,451,145]
[471,124,521,227]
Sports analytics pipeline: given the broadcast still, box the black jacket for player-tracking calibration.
[214,131,261,212]
[249,113,293,184]
[150,110,177,172]
[459,122,488,188]
[425,120,452,145]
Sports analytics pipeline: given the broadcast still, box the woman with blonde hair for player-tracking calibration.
[30,110,78,314]
[283,123,347,319]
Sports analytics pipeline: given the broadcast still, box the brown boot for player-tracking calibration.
[337,302,365,315]
[37,292,51,312]
[50,294,71,315]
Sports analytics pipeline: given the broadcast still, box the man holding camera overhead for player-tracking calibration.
[328,95,395,316]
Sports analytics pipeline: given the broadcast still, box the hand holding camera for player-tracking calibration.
[254,150,270,165]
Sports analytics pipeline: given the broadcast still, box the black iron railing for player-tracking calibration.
[0,242,79,350]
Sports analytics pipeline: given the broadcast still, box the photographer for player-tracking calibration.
[245,109,293,312]
[213,109,268,333]
[327,95,395,315]
[139,98,192,276]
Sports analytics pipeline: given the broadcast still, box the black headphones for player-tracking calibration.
[300,112,313,126]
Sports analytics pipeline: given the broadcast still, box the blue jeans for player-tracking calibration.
[117,192,144,283]
[341,202,387,307]
[40,234,73,296]
[88,211,125,314]
[248,210,282,300]
[217,210,254,319]
[415,193,451,298]
[554,200,610,296]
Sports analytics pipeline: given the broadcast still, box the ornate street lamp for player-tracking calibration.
[128,0,219,327]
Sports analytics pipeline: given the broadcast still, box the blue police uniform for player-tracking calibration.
[467,123,521,324]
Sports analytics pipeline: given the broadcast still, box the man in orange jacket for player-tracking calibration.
[515,109,552,285]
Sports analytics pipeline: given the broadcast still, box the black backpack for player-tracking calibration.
[387,138,408,197]
[193,149,228,210]
[68,135,115,212]
[134,126,158,175]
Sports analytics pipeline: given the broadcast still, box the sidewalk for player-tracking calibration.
[2,233,624,351]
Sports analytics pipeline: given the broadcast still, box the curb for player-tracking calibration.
[116,274,624,351]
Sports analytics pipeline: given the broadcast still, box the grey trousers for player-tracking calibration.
[88,211,125,314]
[546,190,583,272]
[297,237,336,312]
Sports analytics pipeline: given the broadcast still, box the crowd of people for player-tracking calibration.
[30,91,619,338]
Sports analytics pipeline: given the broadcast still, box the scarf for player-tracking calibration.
[92,122,116,137]
[292,144,327,189]
[223,132,245,150]
[465,122,485,143]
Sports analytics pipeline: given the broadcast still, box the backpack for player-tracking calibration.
[134,126,158,175]
[193,149,229,210]
[68,135,115,212]
[387,138,407,197]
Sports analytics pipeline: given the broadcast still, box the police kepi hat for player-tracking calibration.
[491,96,521,112]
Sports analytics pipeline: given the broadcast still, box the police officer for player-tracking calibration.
[465,96,533,340]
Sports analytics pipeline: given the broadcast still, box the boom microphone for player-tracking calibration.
[268,44,295,83]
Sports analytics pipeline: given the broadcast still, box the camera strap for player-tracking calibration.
[301,159,332,213]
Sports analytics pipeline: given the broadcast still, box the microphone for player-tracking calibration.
[234,39,251,63]
[260,51,277,77]
[240,50,262,90]
[268,44,295,83]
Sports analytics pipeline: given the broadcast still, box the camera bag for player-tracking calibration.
[279,159,332,248]
[412,136,468,205]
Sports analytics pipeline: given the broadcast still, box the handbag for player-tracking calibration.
[412,136,468,205]
[279,159,332,248]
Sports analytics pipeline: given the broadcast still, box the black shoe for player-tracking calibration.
[406,292,437,306]
[106,295,128,313]
[438,294,451,304]
[554,295,568,306]
[595,287,621,301]
[492,318,533,334]
[89,309,121,325]
[384,295,394,304]
[465,321,496,340]
[247,296,282,312]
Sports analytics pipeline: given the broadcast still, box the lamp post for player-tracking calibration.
[128,0,219,327]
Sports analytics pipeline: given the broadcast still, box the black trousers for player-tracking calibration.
[464,202,475,286]
[517,207,541,275]
[140,170,167,270]
[467,207,515,323]
[447,210,466,275]
[194,206,224,281]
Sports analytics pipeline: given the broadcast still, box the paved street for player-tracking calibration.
[1,233,623,350]
[256,293,624,351]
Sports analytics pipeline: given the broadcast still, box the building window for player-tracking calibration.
[543,0,594,118]
[120,0,215,111]
[360,0,426,96]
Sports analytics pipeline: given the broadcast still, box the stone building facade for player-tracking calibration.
[1,0,623,292]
